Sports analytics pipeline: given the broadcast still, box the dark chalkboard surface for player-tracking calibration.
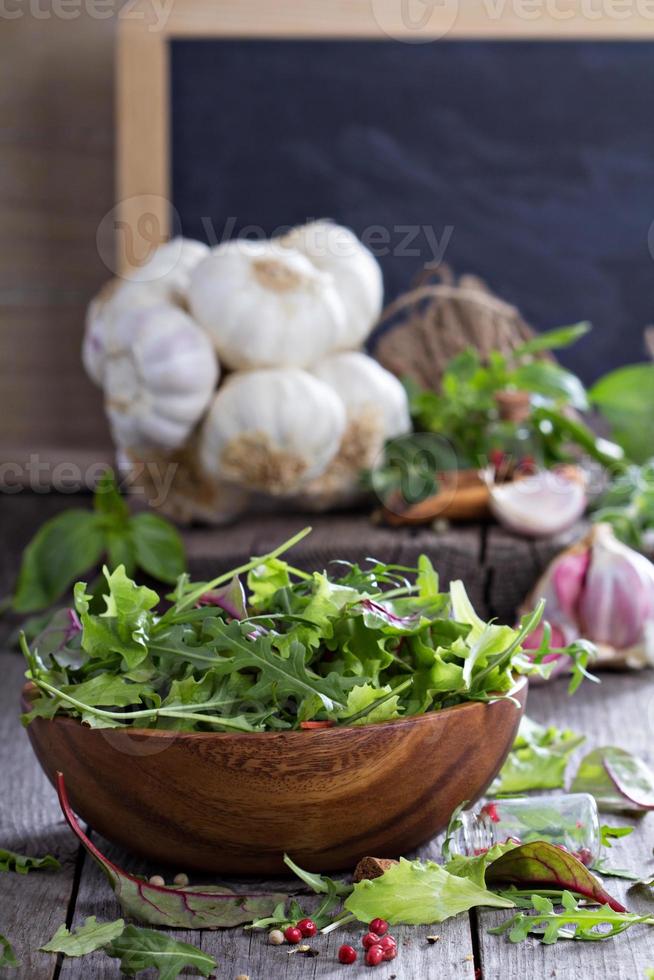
[171,40,654,383]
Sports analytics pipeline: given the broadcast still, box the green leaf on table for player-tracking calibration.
[590,859,640,881]
[486,841,625,911]
[104,925,216,980]
[0,848,60,874]
[130,512,185,584]
[13,510,105,613]
[571,746,654,812]
[41,917,125,956]
[600,824,634,848]
[590,364,654,464]
[0,935,18,968]
[283,854,352,898]
[490,717,585,795]
[490,890,653,944]
[445,842,518,889]
[57,773,286,927]
[343,857,514,925]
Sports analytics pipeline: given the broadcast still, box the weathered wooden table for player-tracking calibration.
[1,496,654,979]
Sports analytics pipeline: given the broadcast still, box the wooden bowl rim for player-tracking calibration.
[21,677,527,741]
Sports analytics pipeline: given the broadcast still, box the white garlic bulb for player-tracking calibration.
[282,220,383,345]
[198,367,346,495]
[295,352,410,509]
[188,239,350,370]
[103,304,219,452]
[83,237,209,385]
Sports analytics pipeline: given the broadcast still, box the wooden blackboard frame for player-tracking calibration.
[116,0,654,274]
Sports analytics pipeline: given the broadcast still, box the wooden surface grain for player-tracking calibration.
[1,498,654,977]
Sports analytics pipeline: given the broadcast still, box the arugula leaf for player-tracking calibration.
[57,773,286,927]
[590,859,640,881]
[13,510,105,613]
[0,935,18,968]
[490,890,653,944]
[104,925,217,980]
[130,512,185,584]
[41,917,125,956]
[486,841,625,911]
[344,857,514,925]
[0,848,60,874]
[490,717,585,795]
[283,854,352,898]
[571,747,654,812]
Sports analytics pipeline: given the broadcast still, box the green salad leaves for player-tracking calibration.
[21,529,594,733]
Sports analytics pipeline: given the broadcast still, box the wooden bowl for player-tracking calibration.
[23,679,526,874]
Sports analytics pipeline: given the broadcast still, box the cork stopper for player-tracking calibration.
[494,389,531,423]
[352,856,399,883]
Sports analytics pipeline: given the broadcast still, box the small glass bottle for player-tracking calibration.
[451,793,601,867]
[486,389,542,476]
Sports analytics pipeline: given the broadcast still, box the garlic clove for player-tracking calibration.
[198,367,346,495]
[520,523,654,671]
[488,468,587,538]
[103,305,219,453]
[578,523,654,654]
[189,239,350,370]
[281,220,383,345]
[83,238,209,386]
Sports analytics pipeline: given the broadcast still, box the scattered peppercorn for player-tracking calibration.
[380,935,396,952]
[173,873,189,887]
[284,926,302,945]
[369,918,388,936]
[148,875,165,887]
[362,931,381,949]
[297,917,318,938]
[268,929,285,946]
[338,944,358,965]
[365,945,384,967]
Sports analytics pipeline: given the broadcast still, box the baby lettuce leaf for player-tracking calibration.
[104,925,216,979]
[0,849,60,874]
[491,890,653,944]
[445,842,518,889]
[485,841,626,912]
[571,747,654,812]
[57,773,286,928]
[0,935,18,968]
[283,854,352,898]
[490,717,585,795]
[343,857,514,925]
[41,917,125,956]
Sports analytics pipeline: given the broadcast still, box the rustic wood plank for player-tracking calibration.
[0,653,78,979]
[476,673,654,978]
[58,833,475,979]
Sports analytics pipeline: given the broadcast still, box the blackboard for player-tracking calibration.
[171,40,654,384]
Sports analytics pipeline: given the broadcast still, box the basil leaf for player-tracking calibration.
[130,512,185,584]
[591,364,654,464]
[41,917,125,956]
[13,510,105,613]
[0,935,18,968]
[511,360,588,410]
[514,322,591,356]
[93,469,129,523]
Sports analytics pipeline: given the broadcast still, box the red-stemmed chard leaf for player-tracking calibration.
[603,748,654,810]
[486,841,626,913]
[56,772,287,928]
[571,746,654,813]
